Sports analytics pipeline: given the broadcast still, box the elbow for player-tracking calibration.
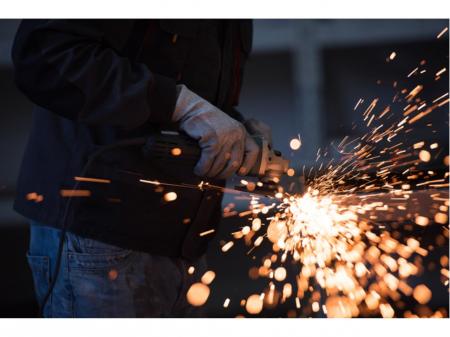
[12,58,44,107]
[12,55,84,121]
[10,21,84,120]
[11,21,48,104]
[11,39,37,100]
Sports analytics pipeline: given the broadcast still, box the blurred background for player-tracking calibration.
[0,19,448,317]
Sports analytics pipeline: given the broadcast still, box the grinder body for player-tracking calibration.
[142,130,289,181]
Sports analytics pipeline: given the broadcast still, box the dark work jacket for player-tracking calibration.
[12,19,252,260]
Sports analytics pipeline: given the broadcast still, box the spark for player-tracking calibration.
[163,191,177,202]
[254,236,264,246]
[438,98,449,107]
[338,135,349,148]
[241,226,251,235]
[415,215,429,226]
[406,85,423,102]
[239,210,253,217]
[367,113,375,127]
[199,229,215,237]
[413,284,432,304]
[416,178,446,186]
[186,283,210,306]
[201,271,216,285]
[188,37,450,318]
[245,294,264,314]
[108,269,119,281]
[419,150,431,162]
[378,106,390,119]
[380,303,395,318]
[434,213,448,224]
[290,138,302,150]
[139,179,160,185]
[287,168,295,176]
[221,241,234,252]
[435,67,446,77]
[274,267,287,281]
[432,92,449,104]
[252,218,262,231]
[74,176,111,184]
[389,52,397,60]
[407,67,419,78]
[60,189,91,197]
[363,99,379,119]
[354,98,364,110]
[312,301,320,312]
[171,147,182,156]
[26,192,38,200]
[26,192,44,203]
[282,283,292,299]
[418,102,427,110]
[403,105,417,116]
[436,26,448,39]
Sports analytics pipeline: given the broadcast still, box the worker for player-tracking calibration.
[12,19,272,317]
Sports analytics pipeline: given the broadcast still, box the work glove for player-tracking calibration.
[244,118,273,147]
[172,85,259,179]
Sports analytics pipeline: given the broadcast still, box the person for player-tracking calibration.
[12,19,272,317]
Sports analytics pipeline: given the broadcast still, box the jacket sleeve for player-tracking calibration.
[12,19,177,129]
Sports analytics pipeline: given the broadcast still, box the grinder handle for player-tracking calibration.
[142,131,269,177]
[142,131,201,167]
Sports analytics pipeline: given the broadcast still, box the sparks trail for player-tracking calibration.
[194,30,449,318]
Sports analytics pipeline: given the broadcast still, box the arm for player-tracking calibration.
[12,19,177,130]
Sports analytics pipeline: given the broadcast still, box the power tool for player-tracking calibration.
[142,130,290,182]
[39,129,290,316]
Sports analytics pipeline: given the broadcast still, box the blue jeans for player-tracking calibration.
[27,222,207,317]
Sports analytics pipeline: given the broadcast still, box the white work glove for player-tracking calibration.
[244,118,273,146]
[172,85,259,179]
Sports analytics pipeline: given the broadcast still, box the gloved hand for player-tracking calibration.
[172,85,259,179]
[244,118,273,146]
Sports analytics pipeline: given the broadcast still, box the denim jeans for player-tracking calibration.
[27,222,207,317]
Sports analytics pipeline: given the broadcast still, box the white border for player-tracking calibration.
[1,317,449,337]
[0,0,449,18]
[1,0,449,336]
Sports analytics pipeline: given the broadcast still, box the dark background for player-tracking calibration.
[0,19,448,317]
